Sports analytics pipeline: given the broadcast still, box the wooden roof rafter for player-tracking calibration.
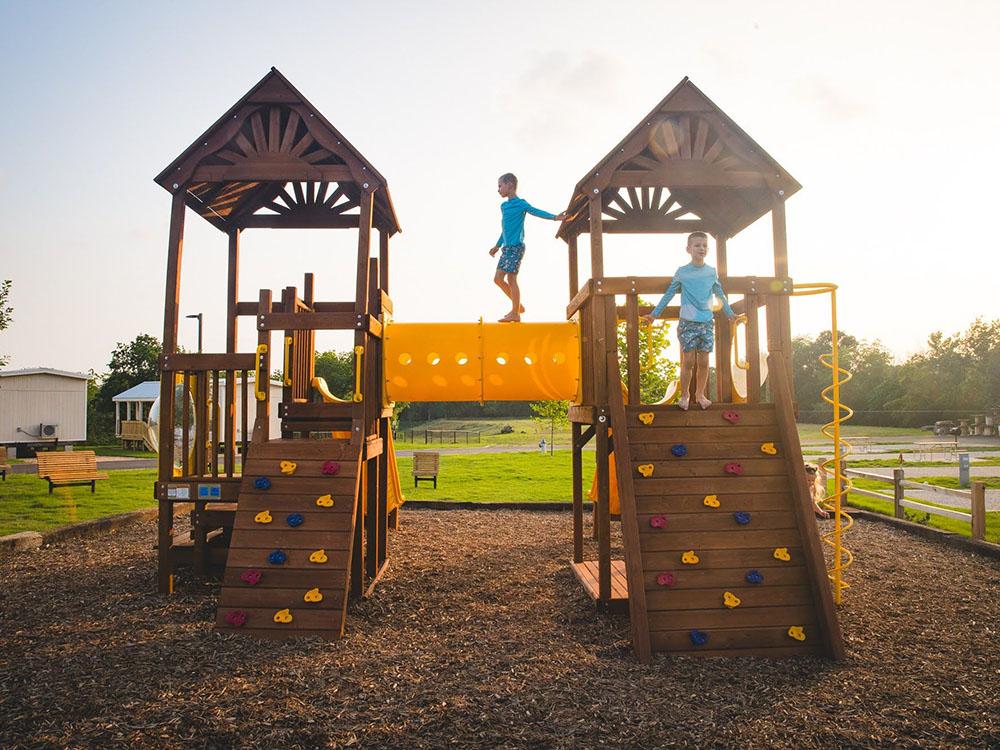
[156,68,401,235]
[558,78,799,241]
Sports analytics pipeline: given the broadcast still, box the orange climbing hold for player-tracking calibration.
[723,591,742,608]
[309,549,328,564]
[681,550,700,565]
[303,587,324,603]
[773,547,791,561]
[637,463,654,477]
[315,494,334,508]
[273,608,293,624]
[638,412,655,425]
[703,494,720,508]
[279,460,297,475]
[787,626,806,641]
[254,510,273,524]
[760,442,778,455]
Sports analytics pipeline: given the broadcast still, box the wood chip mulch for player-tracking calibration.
[1,511,998,749]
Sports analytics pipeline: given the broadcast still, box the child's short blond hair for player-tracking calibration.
[687,231,708,245]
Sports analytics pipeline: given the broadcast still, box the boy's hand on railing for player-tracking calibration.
[489,246,499,257]
[554,211,567,221]
[640,313,655,326]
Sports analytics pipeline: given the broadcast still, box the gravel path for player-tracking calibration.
[1,511,998,749]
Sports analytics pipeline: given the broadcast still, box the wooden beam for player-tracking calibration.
[603,217,711,234]
[567,234,579,299]
[161,353,256,371]
[566,280,594,320]
[589,195,604,277]
[256,312,364,331]
[612,164,767,189]
[595,275,791,297]
[235,212,360,230]
[353,190,374,447]
[379,229,390,293]
[191,163,353,182]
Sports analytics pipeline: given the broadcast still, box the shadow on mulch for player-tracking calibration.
[1,510,998,749]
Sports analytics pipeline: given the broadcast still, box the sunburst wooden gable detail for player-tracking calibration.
[155,68,400,234]
[558,78,799,240]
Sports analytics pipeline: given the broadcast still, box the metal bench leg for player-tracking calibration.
[91,480,96,493]
[49,481,54,494]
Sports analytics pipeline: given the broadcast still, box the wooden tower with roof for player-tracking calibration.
[559,78,845,661]
[153,68,402,639]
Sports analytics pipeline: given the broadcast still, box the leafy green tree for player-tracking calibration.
[90,334,163,441]
[314,349,354,400]
[0,279,12,368]
[617,300,677,403]
[530,400,569,454]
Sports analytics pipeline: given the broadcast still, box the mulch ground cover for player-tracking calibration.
[1,511,998,749]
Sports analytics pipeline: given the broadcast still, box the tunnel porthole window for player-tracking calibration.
[552,352,566,365]
[524,355,535,366]
[398,353,412,366]
[455,353,469,366]
[427,352,441,366]
[496,353,508,366]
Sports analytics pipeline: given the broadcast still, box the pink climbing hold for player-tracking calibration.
[649,515,668,529]
[225,610,248,628]
[240,569,262,586]
[322,460,341,476]
[656,571,676,587]
[724,461,744,476]
[722,410,741,424]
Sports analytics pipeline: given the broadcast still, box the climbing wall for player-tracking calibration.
[215,438,362,640]
[620,402,842,657]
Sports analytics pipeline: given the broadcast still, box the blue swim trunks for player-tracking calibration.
[678,319,715,353]
[497,244,526,274]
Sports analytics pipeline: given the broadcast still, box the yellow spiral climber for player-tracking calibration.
[791,283,853,604]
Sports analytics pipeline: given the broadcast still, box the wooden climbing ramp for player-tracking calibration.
[215,438,362,640]
[611,363,844,659]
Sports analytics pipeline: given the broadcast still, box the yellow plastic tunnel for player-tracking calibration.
[383,321,581,403]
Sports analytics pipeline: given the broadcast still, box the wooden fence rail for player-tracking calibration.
[843,466,987,541]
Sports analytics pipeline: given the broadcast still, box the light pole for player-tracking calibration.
[185,313,203,353]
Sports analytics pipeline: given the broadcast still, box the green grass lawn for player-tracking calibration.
[395,417,571,450]
[0,470,157,536]
[831,477,1000,544]
[80,444,157,458]
[795,423,927,443]
[397,450,592,502]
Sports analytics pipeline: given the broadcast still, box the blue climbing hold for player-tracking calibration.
[689,629,709,646]
[254,476,272,490]
[746,570,764,585]
[267,549,287,565]
[671,444,688,458]
[286,513,304,528]
[734,511,751,525]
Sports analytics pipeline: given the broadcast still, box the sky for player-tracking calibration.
[1,0,998,375]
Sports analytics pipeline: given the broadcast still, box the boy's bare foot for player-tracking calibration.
[498,312,520,323]
[678,395,690,411]
[519,304,525,313]
[697,396,712,410]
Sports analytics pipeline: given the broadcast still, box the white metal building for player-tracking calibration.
[0,368,90,445]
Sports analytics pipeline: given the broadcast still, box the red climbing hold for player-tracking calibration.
[656,571,676,587]
[225,610,248,628]
[649,515,668,529]
[322,460,341,476]
[240,569,262,586]
[724,461,744,476]
[723,410,741,424]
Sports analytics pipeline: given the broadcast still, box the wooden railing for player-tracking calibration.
[568,275,793,408]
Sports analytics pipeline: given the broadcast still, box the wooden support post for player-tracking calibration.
[280,286,295,439]
[568,234,579,298]
[971,482,986,541]
[572,422,583,564]
[351,463,365,598]
[225,229,239,477]
[715,235,728,278]
[625,294,640,405]
[303,272,314,307]
[255,289,272,442]
[772,200,794,387]
[745,295,762,403]
[379,229,390,294]
[157,191,185,594]
[595,418,611,606]
[352,190,374,446]
[588,195,604,278]
[893,468,905,519]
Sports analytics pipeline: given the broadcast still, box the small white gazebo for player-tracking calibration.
[112,381,159,447]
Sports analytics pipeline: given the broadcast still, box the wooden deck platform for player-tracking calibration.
[570,559,629,613]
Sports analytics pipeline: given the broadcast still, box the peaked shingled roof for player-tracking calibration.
[155,68,401,235]
[559,77,800,240]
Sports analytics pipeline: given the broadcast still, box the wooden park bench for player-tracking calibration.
[1,462,9,481]
[412,451,440,489]
[36,450,109,493]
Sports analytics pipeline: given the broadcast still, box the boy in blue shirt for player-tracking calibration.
[642,232,735,410]
[488,173,565,322]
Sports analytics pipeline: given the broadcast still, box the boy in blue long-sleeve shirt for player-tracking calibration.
[642,232,734,410]
[489,173,565,322]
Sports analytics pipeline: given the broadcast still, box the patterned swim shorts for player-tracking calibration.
[677,319,715,353]
[497,244,526,274]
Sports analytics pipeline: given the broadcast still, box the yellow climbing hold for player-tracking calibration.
[637,463,654,478]
[309,549,328,564]
[279,460,297,475]
[773,547,791,561]
[638,412,655,425]
[788,626,806,641]
[254,510,273,524]
[723,591,742,608]
[760,442,778,455]
[303,587,324,603]
[703,494,720,508]
[681,550,700,565]
[315,494,334,508]
[273,608,293,624]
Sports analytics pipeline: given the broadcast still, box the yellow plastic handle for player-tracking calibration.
[283,336,293,386]
[254,344,268,401]
[353,345,364,403]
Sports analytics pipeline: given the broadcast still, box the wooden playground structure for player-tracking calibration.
[153,69,844,660]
